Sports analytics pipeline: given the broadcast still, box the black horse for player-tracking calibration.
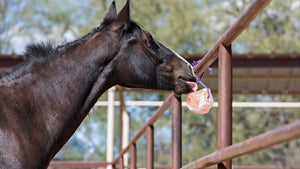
[0,1,196,168]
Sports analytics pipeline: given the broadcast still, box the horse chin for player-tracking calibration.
[173,80,194,95]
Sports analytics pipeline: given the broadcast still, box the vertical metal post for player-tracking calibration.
[218,44,232,169]
[172,94,182,169]
[119,156,124,169]
[122,113,130,167]
[146,125,154,169]
[120,88,130,166]
[106,87,115,169]
[130,144,137,169]
[119,88,124,153]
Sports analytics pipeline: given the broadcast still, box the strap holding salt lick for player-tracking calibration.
[191,60,213,99]
[186,60,214,114]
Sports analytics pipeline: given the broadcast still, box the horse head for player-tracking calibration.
[100,0,196,95]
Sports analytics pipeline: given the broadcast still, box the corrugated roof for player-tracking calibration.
[204,67,300,95]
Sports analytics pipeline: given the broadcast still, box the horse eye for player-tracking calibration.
[147,34,153,42]
[144,32,152,41]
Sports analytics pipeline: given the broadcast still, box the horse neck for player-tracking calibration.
[22,35,116,160]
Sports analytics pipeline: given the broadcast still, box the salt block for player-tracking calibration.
[186,88,214,114]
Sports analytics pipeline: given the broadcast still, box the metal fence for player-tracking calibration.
[109,0,300,169]
[48,0,300,168]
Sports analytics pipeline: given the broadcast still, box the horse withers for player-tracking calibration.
[0,0,196,168]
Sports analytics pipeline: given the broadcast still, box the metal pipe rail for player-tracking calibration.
[182,120,300,169]
[48,161,108,168]
[95,101,300,108]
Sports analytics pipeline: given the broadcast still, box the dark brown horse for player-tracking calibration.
[0,1,196,168]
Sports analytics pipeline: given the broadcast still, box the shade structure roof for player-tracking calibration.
[1,53,300,95]
[185,53,300,95]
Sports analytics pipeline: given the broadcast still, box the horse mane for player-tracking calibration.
[0,24,105,82]
[24,25,104,62]
[24,41,58,61]
[0,20,143,82]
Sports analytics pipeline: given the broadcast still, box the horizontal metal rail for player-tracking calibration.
[95,101,300,108]
[48,162,300,169]
[48,161,108,168]
[206,167,300,169]
[182,120,300,169]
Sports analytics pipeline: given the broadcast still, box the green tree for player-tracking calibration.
[0,0,35,53]
[0,0,107,54]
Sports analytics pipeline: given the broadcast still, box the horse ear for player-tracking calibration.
[104,0,117,23]
[112,0,130,31]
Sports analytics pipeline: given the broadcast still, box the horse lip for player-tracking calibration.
[178,76,198,92]
[174,77,197,95]
[186,81,198,92]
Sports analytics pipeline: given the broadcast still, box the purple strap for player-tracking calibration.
[192,60,200,67]
[196,75,210,99]
[207,67,213,74]
[192,59,212,99]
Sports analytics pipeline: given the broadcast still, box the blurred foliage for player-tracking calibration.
[0,0,299,54]
[1,0,300,168]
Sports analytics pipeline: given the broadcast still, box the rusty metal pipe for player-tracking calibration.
[130,144,137,169]
[119,156,124,169]
[48,161,109,168]
[172,94,182,169]
[147,125,154,169]
[194,0,272,76]
[181,120,300,169]
[217,44,232,169]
